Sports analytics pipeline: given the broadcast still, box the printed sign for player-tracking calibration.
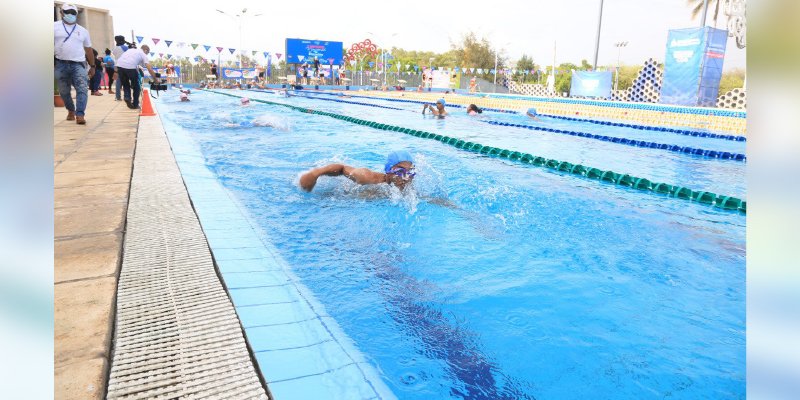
[285,38,343,65]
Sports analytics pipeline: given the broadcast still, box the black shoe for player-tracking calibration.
[124,99,132,107]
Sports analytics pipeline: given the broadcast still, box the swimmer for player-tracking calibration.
[422,98,447,117]
[299,150,416,192]
[467,104,483,115]
[526,107,540,121]
[180,92,190,102]
[240,97,251,106]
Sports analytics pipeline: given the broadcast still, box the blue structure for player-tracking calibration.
[570,71,613,98]
[285,38,343,66]
[661,27,728,107]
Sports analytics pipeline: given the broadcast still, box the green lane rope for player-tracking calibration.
[205,90,746,213]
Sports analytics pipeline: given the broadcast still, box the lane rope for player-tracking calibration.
[206,89,746,213]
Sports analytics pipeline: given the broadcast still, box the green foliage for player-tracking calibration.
[718,68,745,95]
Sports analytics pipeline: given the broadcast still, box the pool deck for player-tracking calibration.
[53,93,267,399]
[54,93,137,398]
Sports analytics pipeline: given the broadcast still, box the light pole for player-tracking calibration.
[493,42,510,93]
[592,0,605,70]
[614,41,628,92]
[216,8,262,70]
[367,32,397,88]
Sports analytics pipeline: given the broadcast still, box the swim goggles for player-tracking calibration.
[388,166,416,180]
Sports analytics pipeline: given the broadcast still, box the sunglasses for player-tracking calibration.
[389,166,416,180]
[63,10,77,15]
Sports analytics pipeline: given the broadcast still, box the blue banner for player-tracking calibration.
[569,71,612,98]
[661,27,727,106]
[221,68,258,79]
[698,27,728,107]
[285,38,343,65]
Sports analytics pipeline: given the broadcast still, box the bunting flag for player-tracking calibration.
[148,52,154,57]
[477,68,484,74]
[152,38,160,45]
[470,68,475,73]
[252,51,257,56]
[191,43,199,50]
[228,48,235,54]
[166,54,172,59]
[276,53,282,60]
[203,45,211,52]
[413,65,419,71]
[177,42,185,48]
[216,47,223,53]
[263,52,269,58]
[368,61,374,67]
[165,40,173,47]
[136,36,143,43]
[158,53,163,58]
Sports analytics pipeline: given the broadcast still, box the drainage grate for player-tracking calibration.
[106,116,268,399]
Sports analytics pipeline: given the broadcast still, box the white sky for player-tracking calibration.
[78,0,745,71]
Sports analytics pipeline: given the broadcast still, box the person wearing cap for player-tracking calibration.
[422,98,447,117]
[115,44,158,109]
[299,151,416,192]
[179,92,190,102]
[240,97,251,106]
[526,107,540,121]
[111,35,130,101]
[54,4,95,125]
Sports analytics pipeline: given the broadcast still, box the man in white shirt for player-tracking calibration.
[115,45,158,109]
[111,35,129,101]
[54,4,95,125]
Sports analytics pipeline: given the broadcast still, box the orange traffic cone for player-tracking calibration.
[140,89,156,116]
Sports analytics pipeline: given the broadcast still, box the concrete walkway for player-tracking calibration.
[54,92,139,399]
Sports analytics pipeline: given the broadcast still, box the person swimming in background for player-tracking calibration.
[467,104,483,115]
[179,92,190,102]
[299,150,416,192]
[240,97,251,106]
[422,98,447,117]
[526,107,540,121]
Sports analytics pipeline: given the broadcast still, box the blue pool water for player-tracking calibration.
[157,89,745,399]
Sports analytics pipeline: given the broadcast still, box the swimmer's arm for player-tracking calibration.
[299,164,385,191]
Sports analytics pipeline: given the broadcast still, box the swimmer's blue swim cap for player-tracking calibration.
[527,107,537,116]
[436,98,446,105]
[384,150,414,173]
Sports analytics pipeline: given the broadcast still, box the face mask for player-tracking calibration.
[63,14,77,24]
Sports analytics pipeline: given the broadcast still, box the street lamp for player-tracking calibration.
[493,42,511,93]
[367,32,397,88]
[216,8,262,70]
[614,41,628,92]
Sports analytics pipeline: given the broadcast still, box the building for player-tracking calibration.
[54,2,114,54]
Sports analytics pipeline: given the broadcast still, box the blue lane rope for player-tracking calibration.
[205,89,746,214]
[294,91,746,141]
[255,90,746,162]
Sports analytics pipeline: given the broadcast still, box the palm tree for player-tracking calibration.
[687,0,721,27]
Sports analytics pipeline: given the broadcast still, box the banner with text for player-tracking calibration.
[221,68,258,79]
[285,38,343,65]
[661,26,727,106]
[569,71,612,98]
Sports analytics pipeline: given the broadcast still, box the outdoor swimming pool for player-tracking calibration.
[157,89,745,399]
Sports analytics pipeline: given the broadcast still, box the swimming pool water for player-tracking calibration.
[157,90,745,399]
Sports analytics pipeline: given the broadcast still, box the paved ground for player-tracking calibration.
[54,92,139,399]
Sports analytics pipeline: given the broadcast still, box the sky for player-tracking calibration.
[77,0,745,71]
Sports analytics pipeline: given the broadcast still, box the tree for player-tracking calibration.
[449,31,505,79]
[688,0,721,27]
[515,54,537,83]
